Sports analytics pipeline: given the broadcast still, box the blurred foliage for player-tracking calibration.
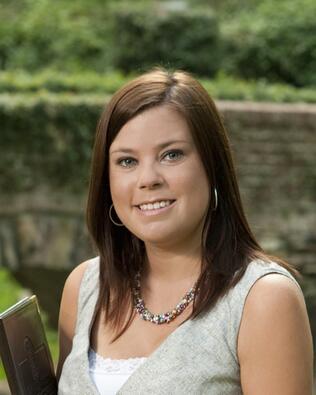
[200,73,316,103]
[0,0,155,72]
[0,70,130,93]
[0,0,114,71]
[186,0,263,16]
[220,0,316,86]
[0,269,23,311]
[0,70,316,102]
[0,267,22,379]
[0,91,104,193]
[111,7,221,76]
[1,70,316,194]
[0,0,315,87]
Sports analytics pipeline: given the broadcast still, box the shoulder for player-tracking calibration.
[237,272,314,394]
[56,257,99,378]
[239,272,306,331]
[64,259,91,294]
[59,256,99,327]
[63,256,99,296]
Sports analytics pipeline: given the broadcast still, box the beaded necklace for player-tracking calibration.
[132,272,198,325]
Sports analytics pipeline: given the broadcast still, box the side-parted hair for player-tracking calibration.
[86,68,300,341]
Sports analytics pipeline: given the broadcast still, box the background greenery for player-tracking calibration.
[1,70,316,102]
[0,0,315,89]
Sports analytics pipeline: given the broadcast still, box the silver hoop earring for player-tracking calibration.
[109,204,124,227]
[213,188,218,211]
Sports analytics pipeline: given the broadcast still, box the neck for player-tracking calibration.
[143,241,202,285]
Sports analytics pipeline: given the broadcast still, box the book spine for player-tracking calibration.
[0,320,21,395]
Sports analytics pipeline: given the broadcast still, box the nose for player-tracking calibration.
[137,162,164,190]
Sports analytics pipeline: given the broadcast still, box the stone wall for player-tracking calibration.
[0,101,315,344]
[220,101,315,267]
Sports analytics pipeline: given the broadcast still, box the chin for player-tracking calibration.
[134,227,177,246]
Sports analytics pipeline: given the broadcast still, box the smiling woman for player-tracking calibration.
[57,68,314,394]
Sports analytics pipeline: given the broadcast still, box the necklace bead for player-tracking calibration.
[132,272,198,325]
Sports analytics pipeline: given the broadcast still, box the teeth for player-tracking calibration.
[139,200,172,211]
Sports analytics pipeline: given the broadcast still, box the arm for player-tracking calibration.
[237,274,314,395]
[56,259,90,381]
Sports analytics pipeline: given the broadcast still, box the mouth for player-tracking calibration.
[135,199,176,216]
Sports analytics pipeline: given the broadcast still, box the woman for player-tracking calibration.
[57,68,313,394]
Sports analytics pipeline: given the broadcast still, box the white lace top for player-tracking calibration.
[88,349,147,395]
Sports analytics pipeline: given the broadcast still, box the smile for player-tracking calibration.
[139,200,174,210]
[136,200,176,216]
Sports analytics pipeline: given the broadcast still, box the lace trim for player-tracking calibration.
[88,348,147,374]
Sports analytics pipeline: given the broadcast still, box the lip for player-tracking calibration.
[135,200,176,216]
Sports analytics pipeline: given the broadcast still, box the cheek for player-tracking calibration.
[184,165,210,212]
[109,171,133,204]
[180,163,210,195]
[192,180,210,208]
[109,171,118,201]
[109,177,120,200]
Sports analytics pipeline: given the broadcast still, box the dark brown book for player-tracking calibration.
[0,295,57,395]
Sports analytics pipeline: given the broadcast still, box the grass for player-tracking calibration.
[0,268,59,381]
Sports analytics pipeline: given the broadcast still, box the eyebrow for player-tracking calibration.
[110,139,190,155]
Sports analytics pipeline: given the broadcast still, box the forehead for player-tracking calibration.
[110,105,193,151]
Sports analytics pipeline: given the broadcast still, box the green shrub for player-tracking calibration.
[0,92,106,193]
[0,70,131,93]
[221,0,316,86]
[1,0,315,87]
[111,8,221,77]
[0,269,23,312]
[200,73,316,103]
[1,74,316,194]
[0,0,114,72]
[1,71,315,102]
[0,268,23,380]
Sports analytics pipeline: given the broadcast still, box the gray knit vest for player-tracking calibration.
[58,257,302,394]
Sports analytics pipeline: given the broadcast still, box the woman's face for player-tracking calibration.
[109,105,210,248]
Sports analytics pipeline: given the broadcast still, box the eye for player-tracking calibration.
[162,149,184,162]
[117,157,137,168]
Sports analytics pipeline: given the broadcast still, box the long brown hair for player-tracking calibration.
[86,68,300,340]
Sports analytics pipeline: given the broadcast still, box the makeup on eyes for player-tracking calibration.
[115,148,186,168]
